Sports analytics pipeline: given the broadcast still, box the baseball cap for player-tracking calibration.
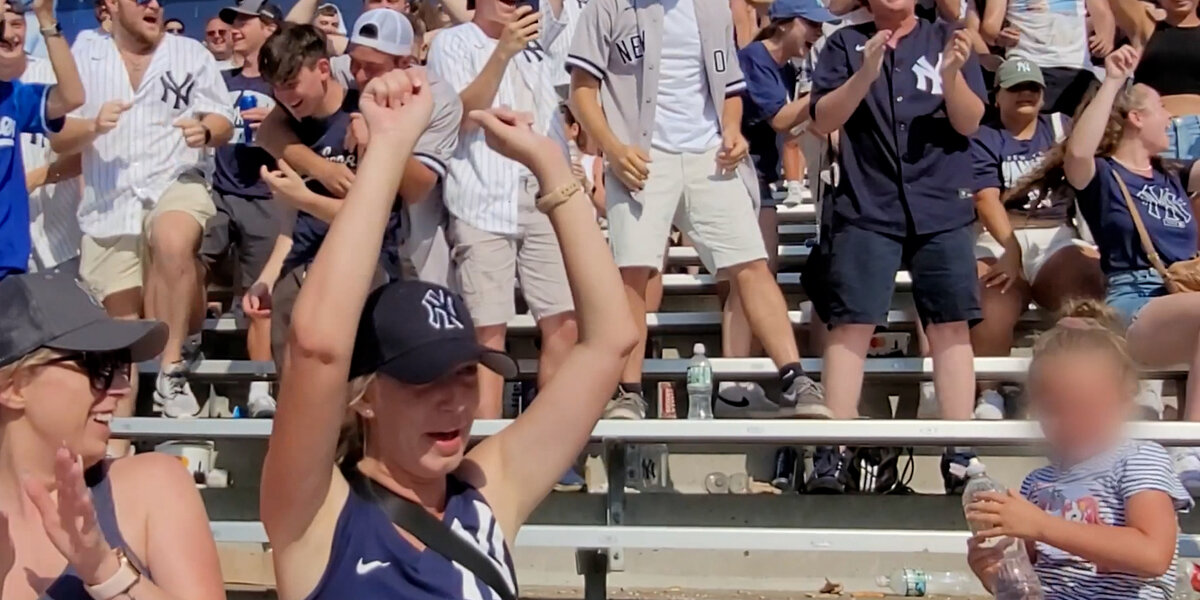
[348,281,517,384]
[0,272,167,369]
[769,0,836,23]
[996,58,1045,89]
[349,8,415,57]
[220,0,284,25]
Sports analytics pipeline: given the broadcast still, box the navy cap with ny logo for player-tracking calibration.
[348,280,517,385]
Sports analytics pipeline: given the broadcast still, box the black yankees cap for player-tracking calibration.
[220,0,283,24]
[0,272,167,369]
[348,280,517,384]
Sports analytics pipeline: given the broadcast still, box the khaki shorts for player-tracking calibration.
[79,176,215,299]
[974,224,1095,284]
[606,146,766,274]
[449,177,574,327]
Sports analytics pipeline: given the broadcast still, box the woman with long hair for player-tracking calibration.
[1011,45,1200,492]
[0,273,224,600]
[259,70,636,599]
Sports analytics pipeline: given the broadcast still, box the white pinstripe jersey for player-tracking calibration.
[427,8,570,236]
[71,32,234,238]
[22,55,81,271]
[549,0,589,88]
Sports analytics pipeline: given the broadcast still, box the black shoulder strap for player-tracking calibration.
[345,469,518,600]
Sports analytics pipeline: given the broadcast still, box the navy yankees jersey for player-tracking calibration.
[810,19,988,236]
[970,113,1071,222]
[305,476,517,600]
[213,68,276,200]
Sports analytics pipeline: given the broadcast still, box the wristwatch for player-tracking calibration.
[40,21,62,38]
[85,548,142,600]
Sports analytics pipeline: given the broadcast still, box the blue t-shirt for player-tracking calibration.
[281,88,400,275]
[212,69,276,199]
[810,19,988,236]
[305,476,517,600]
[0,80,63,278]
[1021,440,1192,600]
[1073,157,1197,274]
[740,41,799,197]
[970,113,1071,222]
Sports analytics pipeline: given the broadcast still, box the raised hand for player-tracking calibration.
[468,108,565,177]
[358,68,434,144]
[94,101,132,135]
[860,30,892,80]
[22,447,120,586]
[1104,45,1140,81]
[498,5,540,60]
[30,0,55,27]
[941,29,972,76]
[173,116,209,148]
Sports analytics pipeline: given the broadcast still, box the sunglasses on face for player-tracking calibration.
[43,350,133,392]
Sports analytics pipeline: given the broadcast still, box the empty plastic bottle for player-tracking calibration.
[686,343,713,419]
[876,569,972,596]
[962,460,1045,599]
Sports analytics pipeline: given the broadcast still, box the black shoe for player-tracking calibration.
[844,447,909,494]
[941,448,978,495]
[770,447,804,492]
[805,446,848,494]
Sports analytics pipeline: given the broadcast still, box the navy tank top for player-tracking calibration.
[40,461,151,600]
[305,475,517,600]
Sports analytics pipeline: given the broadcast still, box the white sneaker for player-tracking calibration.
[1171,447,1200,498]
[917,382,939,419]
[154,364,201,418]
[1135,380,1165,420]
[973,389,1006,420]
[784,180,805,206]
[247,382,277,418]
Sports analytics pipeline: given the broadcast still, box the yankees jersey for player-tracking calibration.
[0,78,62,277]
[213,68,275,199]
[71,32,234,238]
[305,476,517,600]
[810,19,987,237]
[970,113,1071,222]
[22,55,81,272]
[1020,440,1192,599]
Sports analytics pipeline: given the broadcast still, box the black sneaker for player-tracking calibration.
[805,446,848,494]
[941,448,978,495]
[844,447,909,494]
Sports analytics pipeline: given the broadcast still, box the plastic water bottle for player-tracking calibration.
[686,343,713,420]
[876,569,972,596]
[962,460,1045,599]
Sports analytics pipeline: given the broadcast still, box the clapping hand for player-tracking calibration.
[358,68,434,145]
[941,29,972,76]
[1104,45,1140,82]
[860,29,892,80]
[22,447,120,586]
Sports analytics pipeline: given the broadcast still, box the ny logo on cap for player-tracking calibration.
[422,289,464,330]
[1016,61,1032,72]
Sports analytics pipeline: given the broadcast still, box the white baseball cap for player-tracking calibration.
[349,8,414,57]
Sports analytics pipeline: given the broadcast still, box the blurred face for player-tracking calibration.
[866,0,916,19]
[1157,0,1199,19]
[1128,84,1172,154]
[314,13,341,35]
[205,18,231,56]
[110,0,165,47]
[781,18,822,57]
[0,351,132,465]
[0,10,28,80]
[362,365,480,479]
[272,60,331,118]
[364,0,409,12]
[232,14,275,54]
[165,20,183,34]
[94,2,110,25]
[1029,351,1132,466]
[348,45,413,89]
[475,0,523,26]
[996,82,1044,118]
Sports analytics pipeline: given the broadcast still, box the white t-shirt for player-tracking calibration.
[22,56,81,271]
[1005,0,1089,69]
[652,0,720,154]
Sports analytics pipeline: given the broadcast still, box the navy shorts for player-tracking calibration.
[813,222,981,328]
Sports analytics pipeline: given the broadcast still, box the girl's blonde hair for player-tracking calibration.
[0,348,61,394]
[335,373,377,466]
[1029,299,1139,398]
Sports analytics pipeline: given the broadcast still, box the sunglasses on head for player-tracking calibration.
[43,350,133,392]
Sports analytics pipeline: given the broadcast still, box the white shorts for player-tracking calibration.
[974,224,1095,284]
[606,146,766,274]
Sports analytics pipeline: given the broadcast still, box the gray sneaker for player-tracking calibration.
[154,365,202,418]
[778,375,833,419]
[715,380,831,419]
[604,390,646,420]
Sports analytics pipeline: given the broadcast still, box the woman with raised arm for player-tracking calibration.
[259,68,637,600]
[1011,45,1200,493]
[0,272,225,600]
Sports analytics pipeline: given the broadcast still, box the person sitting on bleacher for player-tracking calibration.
[258,69,636,600]
[0,272,224,600]
[807,0,987,494]
[966,301,1191,598]
[1013,45,1200,493]
[968,58,1104,420]
[567,0,829,420]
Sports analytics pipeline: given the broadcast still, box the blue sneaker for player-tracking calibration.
[805,446,848,494]
[554,467,586,492]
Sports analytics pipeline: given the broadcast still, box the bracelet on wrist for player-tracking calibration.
[535,180,583,214]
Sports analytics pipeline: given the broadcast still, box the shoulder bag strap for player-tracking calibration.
[1111,169,1173,279]
[346,470,518,600]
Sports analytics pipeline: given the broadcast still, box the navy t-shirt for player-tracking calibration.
[281,88,400,274]
[0,80,63,278]
[970,113,1071,221]
[212,69,276,199]
[740,40,799,197]
[810,19,988,236]
[1074,157,1197,273]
